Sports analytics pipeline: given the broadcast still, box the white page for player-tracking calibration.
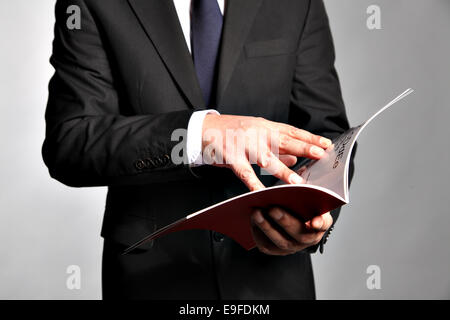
[290,88,414,201]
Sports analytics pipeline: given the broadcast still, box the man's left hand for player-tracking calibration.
[251,208,332,255]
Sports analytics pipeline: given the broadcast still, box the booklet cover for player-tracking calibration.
[123,88,414,254]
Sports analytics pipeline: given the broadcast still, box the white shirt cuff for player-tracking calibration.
[186,109,220,165]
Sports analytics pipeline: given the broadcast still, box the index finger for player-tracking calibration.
[231,160,265,192]
[268,121,332,149]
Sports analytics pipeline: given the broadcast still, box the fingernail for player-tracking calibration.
[320,137,332,148]
[253,211,264,224]
[272,210,284,221]
[314,218,324,229]
[289,173,304,184]
[311,146,325,157]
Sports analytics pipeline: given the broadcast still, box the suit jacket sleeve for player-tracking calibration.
[288,0,356,253]
[42,0,195,187]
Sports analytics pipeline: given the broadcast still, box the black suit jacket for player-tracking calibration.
[43,0,354,299]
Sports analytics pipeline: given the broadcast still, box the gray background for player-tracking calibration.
[0,0,449,299]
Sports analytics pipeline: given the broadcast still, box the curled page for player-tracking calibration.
[294,88,413,201]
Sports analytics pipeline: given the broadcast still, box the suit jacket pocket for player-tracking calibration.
[244,38,297,58]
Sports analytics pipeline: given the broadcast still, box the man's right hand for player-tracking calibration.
[201,114,332,191]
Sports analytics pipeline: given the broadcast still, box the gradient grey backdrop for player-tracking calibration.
[1,0,449,299]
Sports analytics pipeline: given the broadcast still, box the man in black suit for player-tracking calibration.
[43,0,354,299]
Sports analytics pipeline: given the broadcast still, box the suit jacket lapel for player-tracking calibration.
[128,0,205,109]
[216,0,263,105]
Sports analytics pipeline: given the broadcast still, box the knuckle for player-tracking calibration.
[290,128,306,139]
[302,143,312,155]
[271,209,290,225]
[300,233,319,245]
[303,132,314,143]
[275,216,290,229]
[259,223,272,234]
[275,239,291,251]
[236,167,252,181]
[290,127,313,143]
[289,127,298,137]
[258,246,271,255]
[268,207,278,216]
[256,245,265,253]
[268,207,283,220]
[259,150,273,168]
[279,135,291,149]
[282,221,298,233]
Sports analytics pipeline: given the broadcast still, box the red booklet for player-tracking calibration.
[123,89,414,254]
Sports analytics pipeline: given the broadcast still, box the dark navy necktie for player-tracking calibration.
[191,0,223,107]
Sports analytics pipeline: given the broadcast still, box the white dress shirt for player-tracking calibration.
[173,0,225,165]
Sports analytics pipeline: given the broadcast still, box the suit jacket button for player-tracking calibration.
[213,232,224,242]
[145,158,155,169]
[151,157,160,166]
[135,159,145,170]
[163,154,171,165]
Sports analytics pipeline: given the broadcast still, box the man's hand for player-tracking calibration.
[251,208,333,255]
[202,114,331,191]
